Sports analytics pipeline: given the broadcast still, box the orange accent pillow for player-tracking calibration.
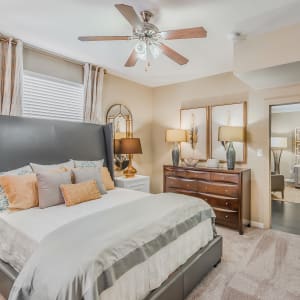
[0,174,38,210]
[60,180,101,207]
[101,167,115,190]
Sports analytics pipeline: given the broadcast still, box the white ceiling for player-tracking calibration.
[1,0,300,87]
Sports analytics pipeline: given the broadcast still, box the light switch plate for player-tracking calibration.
[257,149,263,157]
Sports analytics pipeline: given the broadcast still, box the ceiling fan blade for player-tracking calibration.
[159,43,189,65]
[160,27,207,40]
[115,4,143,29]
[125,49,138,67]
[78,36,131,41]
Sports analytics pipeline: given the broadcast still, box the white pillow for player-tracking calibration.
[30,160,74,173]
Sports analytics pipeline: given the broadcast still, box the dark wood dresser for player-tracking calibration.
[163,165,251,234]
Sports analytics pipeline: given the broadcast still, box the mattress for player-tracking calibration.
[0,188,214,300]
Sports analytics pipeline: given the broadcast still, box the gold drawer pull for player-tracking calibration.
[225,215,229,219]
[225,201,229,206]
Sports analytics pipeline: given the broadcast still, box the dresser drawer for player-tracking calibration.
[214,209,238,228]
[166,177,239,198]
[200,193,239,211]
[164,170,210,181]
[173,169,210,181]
[210,172,240,184]
[115,175,150,193]
[165,177,198,191]
[197,181,239,198]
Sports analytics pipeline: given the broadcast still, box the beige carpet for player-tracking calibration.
[187,226,300,300]
[1,227,299,300]
[272,185,300,204]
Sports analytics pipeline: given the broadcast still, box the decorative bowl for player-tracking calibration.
[183,158,199,167]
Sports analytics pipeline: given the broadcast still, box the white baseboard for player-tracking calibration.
[243,219,264,229]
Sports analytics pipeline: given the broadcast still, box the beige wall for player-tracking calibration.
[24,47,83,83]
[103,74,153,180]
[271,111,300,180]
[152,72,300,227]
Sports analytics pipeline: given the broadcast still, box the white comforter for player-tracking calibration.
[0,188,214,300]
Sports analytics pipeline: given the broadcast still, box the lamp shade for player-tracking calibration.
[271,137,287,149]
[120,138,142,154]
[218,126,245,142]
[166,129,187,143]
[114,139,121,154]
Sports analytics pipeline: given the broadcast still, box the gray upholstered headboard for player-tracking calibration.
[0,116,114,178]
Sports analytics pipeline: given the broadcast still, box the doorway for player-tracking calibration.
[270,103,300,235]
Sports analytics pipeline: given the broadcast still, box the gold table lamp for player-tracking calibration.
[120,138,143,177]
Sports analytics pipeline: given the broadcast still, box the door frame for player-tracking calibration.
[267,99,300,228]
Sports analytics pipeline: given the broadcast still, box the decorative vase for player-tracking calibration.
[226,142,236,170]
[172,142,180,166]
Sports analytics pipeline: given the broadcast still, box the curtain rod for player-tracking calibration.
[0,36,107,73]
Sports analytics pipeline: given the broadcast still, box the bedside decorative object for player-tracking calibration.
[115,175,150,193]
[106,104,133,171]
[114,138,129,170]
[166,129,187,166]
[163,165,251,234]
[183,158,198,167]
[218,126,245,170]
[271,137,287,174]
[180,106,209,161]
[120,138,142,178]
[211,102,247,163]
[207,158,219,168]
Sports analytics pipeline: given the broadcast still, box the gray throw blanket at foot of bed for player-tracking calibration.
[9,193,215,300]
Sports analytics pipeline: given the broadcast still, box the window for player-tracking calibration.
[23,71,84,122]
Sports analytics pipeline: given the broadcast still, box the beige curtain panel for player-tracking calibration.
[0,38,23,116]
[83,63,104,124]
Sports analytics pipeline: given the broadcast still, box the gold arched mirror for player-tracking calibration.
[106,104,133,170]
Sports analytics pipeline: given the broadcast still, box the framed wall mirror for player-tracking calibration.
[106,104,133,170]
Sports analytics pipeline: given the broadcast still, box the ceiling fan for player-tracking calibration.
[78,4,207,68]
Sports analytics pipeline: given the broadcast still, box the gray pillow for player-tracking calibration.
[72,167,107,194]
[37,171,72,208]
[30,161,74,173]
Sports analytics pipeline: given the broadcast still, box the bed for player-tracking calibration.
[0,116,222,300]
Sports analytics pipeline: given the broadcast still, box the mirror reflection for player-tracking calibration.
[106,104,133,170]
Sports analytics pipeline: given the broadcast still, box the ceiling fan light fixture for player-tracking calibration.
[135,40,146,54]
[149,42,161,59]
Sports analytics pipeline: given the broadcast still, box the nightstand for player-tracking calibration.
[114,175,150,193]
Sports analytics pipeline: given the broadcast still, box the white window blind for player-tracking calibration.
[23,71,84,122]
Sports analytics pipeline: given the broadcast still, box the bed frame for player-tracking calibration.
[0,116,222,300]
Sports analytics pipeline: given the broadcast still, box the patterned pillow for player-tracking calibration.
[73,159,104,168]
[0,165,33,211]
[0,187,9,211]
